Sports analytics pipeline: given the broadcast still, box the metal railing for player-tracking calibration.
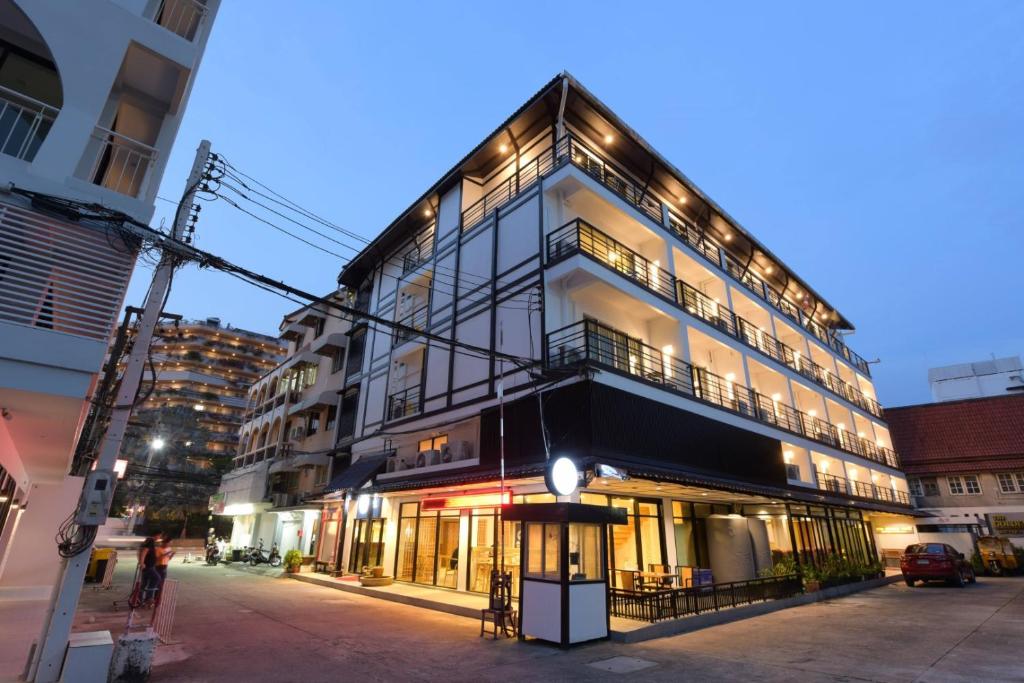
[386,384,421,421]
[610,574,803,623]
[547,219,676,301]
[545,218,883,418]
[0,85,58,162]
[151,0,207,40]
[393,304,428,346]
[86,127,158,198]
[546,319,901,470]
[817,472,910,505]
[461,146,557,230]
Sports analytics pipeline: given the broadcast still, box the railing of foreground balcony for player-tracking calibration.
[461,143,558,231]
[393,305,428,346]
[817,472,910,506]
[151,0,208,40]
[386,384,421,421]
[546,319,901,471]
[610,574,803,623]
[546,219,883,418]
[86,127,158,198]
[0,85,58,162]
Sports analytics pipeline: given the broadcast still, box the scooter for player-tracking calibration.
[205,540,222,566]
[249,539,282,567]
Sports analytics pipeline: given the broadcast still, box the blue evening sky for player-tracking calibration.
[129,1,1024,407]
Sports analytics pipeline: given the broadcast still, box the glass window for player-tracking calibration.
[524,522,563,581]
[580,492,609,506]
[395,515,417,581]
[435,516,460,589]
[998,473,1017,493]
[543,524,561,579]
[417,434,448,452]
[963,475,982,495]
[921,477,940,496]
[947,476,965,495]
[468,510,496,593]
[569,523,603,581]
[1017,473,1024,491]
[908,478,923,497]
[527,523,543,576]
[331,350,344,374]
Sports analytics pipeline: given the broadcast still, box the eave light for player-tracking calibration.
[603,134,614,144]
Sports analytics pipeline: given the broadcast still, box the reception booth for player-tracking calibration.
[503,503,627,648]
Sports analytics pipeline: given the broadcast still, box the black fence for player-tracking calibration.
[609,574,803,623]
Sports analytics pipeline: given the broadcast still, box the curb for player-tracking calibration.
[610,575,900,643]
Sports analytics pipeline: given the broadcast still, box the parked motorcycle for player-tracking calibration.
[249,539,281,567]
[205,542,220,566]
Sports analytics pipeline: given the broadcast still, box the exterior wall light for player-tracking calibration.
[545,456,579,497]
[357,493,371,516]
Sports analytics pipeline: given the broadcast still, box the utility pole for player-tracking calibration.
[30,141,212,683]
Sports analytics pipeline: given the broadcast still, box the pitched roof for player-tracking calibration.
[885,394,1024,475]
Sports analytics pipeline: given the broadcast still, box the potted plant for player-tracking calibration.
[283,550,303,573]
[802,565,821,592]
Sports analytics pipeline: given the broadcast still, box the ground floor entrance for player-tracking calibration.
[319,474,912,598]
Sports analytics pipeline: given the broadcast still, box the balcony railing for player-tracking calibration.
[386,384,421,421]
[151,0,207,40]
[85,127,158,198]
[393,304,428,347]
[461,144,558,231]
[546,319,901,471]
[545,218,883,418]
[0,85,58,162]
[817,472,910,506]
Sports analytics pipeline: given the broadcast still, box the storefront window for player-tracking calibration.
[317,506,343,569]
[393,502,461,587]
[672,501,696,568]
[468,509,496,593]
[395,508,417,581]
[434,515,460,588]
[349,518,385,573]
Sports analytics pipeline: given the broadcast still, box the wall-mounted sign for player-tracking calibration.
[988,513,1024,536]
[875,525,915,534]
[421,489,512,511]
[546,457,579,496]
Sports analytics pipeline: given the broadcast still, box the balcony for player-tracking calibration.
[393,305,428,347]
[817,472,910,506]
[386,384,421,421]
[83,127,158,198]
[546,218,883,418]
[150,0,208,41]
[462,145,558,231]
[0,85,58,162]
[546,319,901,472]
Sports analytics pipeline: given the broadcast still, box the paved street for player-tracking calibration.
[77,562,1024,682]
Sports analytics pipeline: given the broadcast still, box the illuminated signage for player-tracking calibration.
[875,525,915,534]
[988,513,1024,536]
[421,489,512,511]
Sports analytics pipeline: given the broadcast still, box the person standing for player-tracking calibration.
[155,532,175,593]
[137,534,161,607]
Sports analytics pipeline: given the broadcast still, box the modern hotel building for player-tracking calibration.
[315,73,914,593]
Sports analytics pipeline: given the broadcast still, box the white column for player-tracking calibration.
[660,497,677,568]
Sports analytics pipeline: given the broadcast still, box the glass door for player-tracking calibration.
[435,517,461,589]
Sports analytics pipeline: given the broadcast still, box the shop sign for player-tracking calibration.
[208,492,225,514]
[988,513,1024,536]
[421,489,512,511]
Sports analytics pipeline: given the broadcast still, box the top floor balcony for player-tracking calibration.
[0,85,58,163]
[546,218,883,419]
[545,318,901,472]
[149,0,209,41]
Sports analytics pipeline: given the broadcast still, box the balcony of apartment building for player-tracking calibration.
[392,287,429,353]
[385,348,424,422]
[546,317,903,475]
[146,0,211,42]
[546,216,885,422]
[811,451,910,506]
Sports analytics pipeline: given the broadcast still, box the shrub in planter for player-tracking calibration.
[283,550,303,573]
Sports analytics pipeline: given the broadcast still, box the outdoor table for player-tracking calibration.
[638,571,677,587]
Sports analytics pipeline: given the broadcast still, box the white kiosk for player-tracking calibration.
[503,502,627,648]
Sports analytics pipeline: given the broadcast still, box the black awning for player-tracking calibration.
[324,454,387,493]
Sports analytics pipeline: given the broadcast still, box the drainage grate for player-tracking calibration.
[587,656,658,674]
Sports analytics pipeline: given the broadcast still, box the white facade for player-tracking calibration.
[929,356,1024,402]
[0,0,219,595]
[216,295,350,557]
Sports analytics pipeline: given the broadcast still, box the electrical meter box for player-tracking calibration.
[75,470,115,526]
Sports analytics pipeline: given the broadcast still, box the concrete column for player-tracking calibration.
[660,497,677,567]
[456,509,470,592]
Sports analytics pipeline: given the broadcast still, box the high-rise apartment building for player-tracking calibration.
[0,0,219,605]
[316,74,915,592]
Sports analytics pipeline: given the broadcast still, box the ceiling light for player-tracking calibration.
[603,134,614,144]
[678,196,687,204]
[499,144,508,154]
[423,208,432,217]
[723,234,733,242]
[765,266,774,274]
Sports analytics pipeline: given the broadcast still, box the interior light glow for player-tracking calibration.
[782,451,793,463]
[422,490,512,511]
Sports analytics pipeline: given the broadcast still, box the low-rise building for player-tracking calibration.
[928,356,1024,402]
[215,294,349,559]
[886,393,1024,554]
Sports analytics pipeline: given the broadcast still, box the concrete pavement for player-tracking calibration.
[69,561,1024,682]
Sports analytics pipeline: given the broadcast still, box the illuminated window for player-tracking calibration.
[417,434,448,452]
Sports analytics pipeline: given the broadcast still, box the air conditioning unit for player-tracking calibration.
[415,449,440,468]
[785,464,801,481]
[387,454,417,473]
[440,441,472,463]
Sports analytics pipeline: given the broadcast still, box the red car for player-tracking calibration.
[901,543,976,587]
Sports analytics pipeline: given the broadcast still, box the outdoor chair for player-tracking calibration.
[648,563,675,588]
[480,570,517,639]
